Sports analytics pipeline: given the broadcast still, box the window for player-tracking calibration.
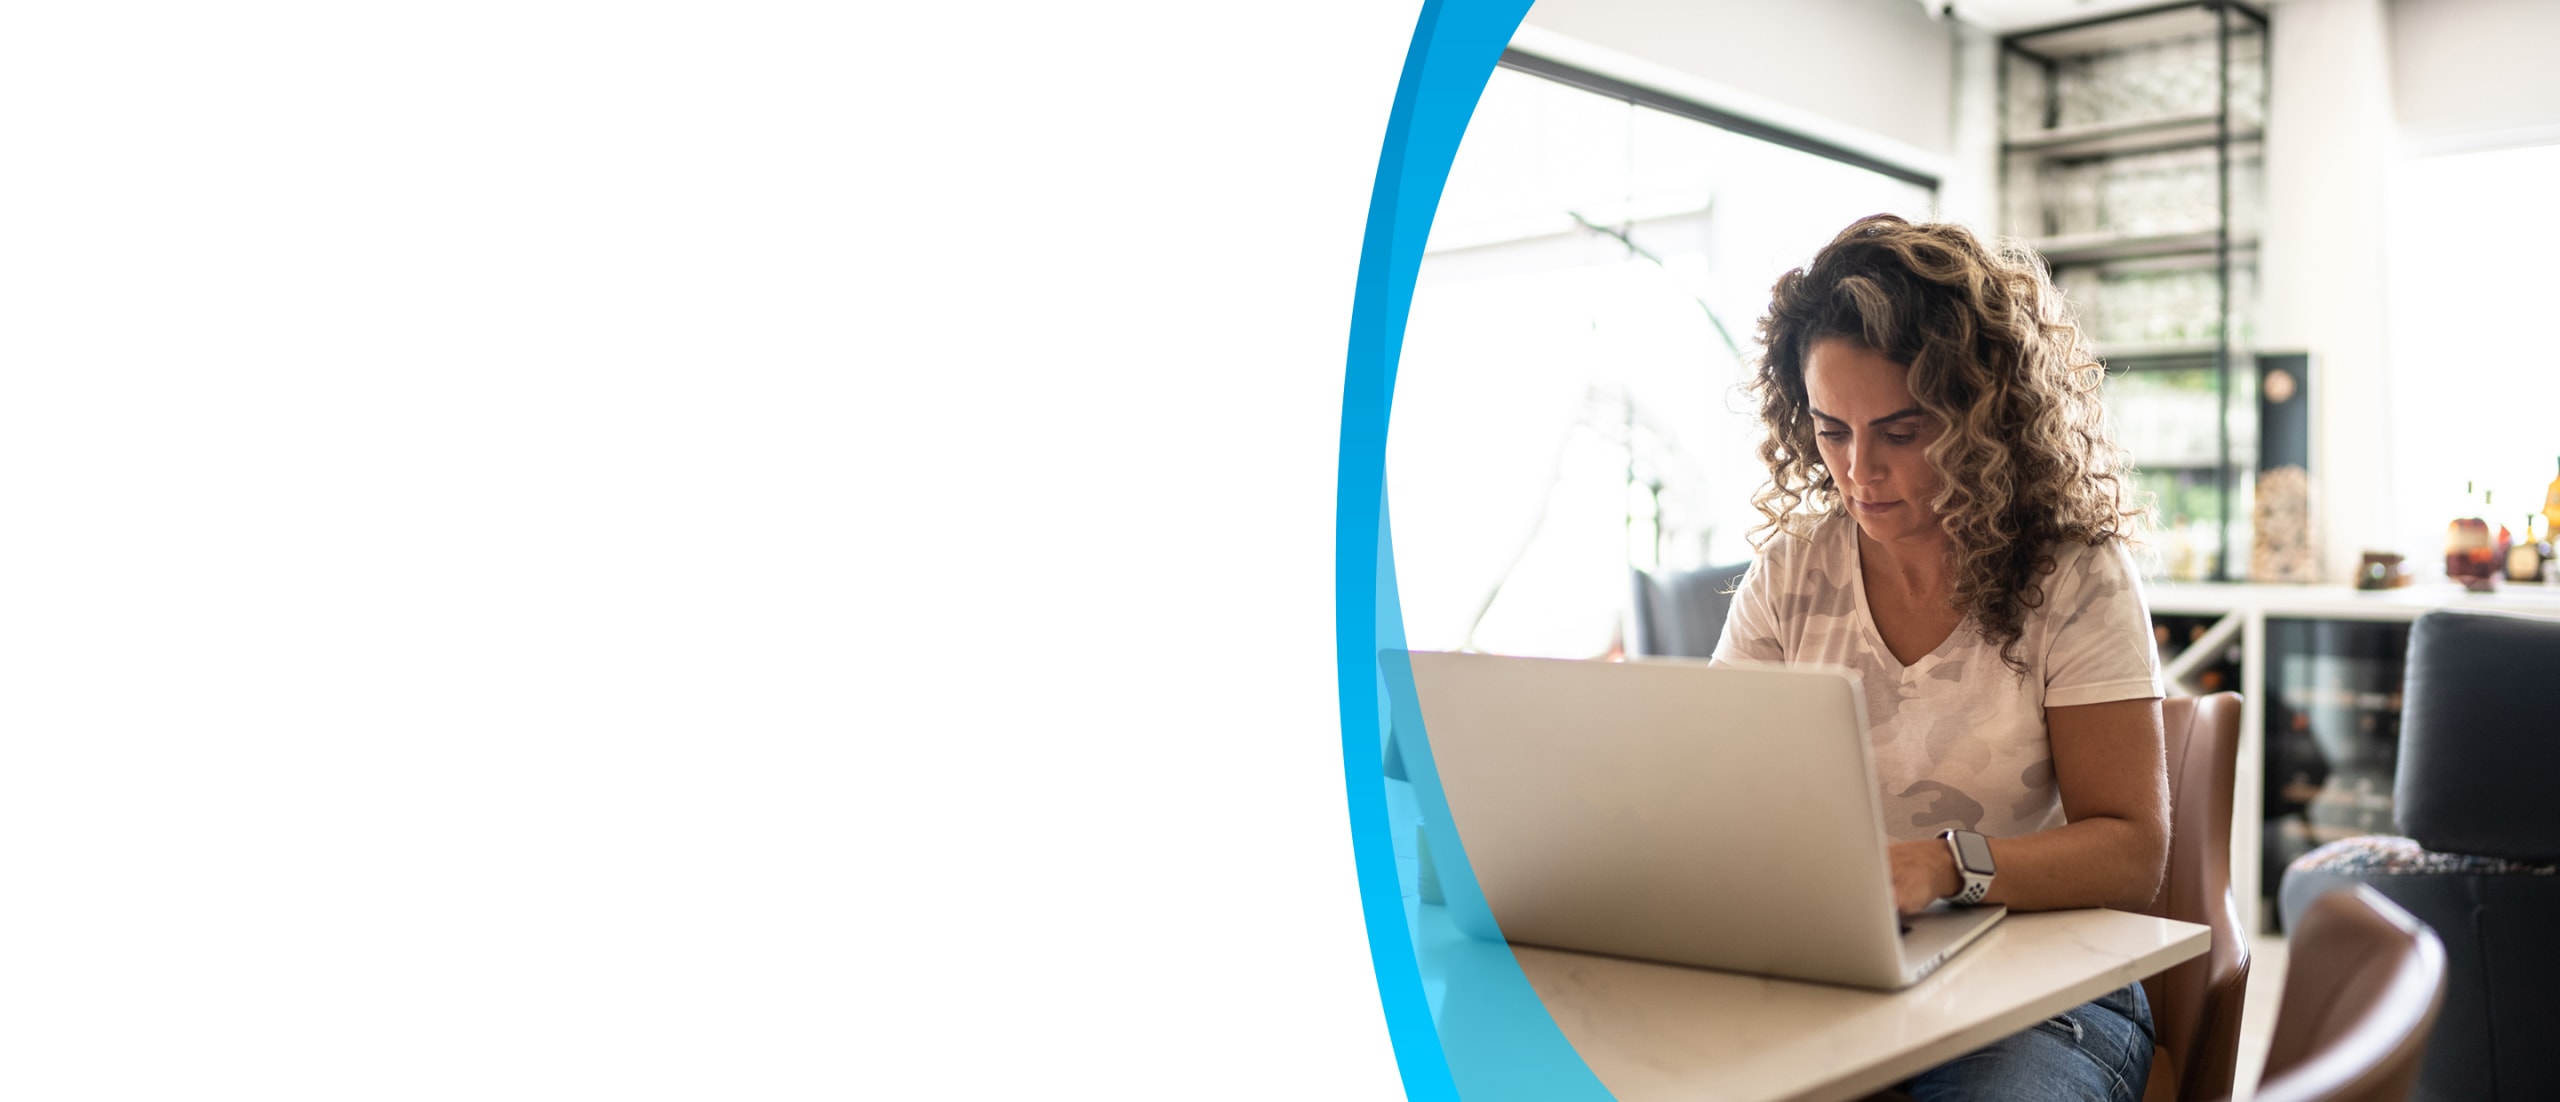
[2384,142,2560,565]
[1389,63,1935,658]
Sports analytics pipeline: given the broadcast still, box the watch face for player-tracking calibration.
[1953,831,1995,875]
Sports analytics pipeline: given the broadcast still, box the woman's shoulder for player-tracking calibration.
[1747,511,1855,580]
[2042,534,2145,584]
[2033,535,2150,621]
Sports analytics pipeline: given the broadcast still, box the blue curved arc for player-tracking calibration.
[1337,0,1612,1097]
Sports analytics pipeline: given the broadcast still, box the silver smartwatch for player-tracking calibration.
[1939,829,1995,906]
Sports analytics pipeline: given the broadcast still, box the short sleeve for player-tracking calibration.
[2041,540,2164,707]
[1711,555,1785,667]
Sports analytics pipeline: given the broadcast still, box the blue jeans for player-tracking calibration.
[1902,982,2155,1102]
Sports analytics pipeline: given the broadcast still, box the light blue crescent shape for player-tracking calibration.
[1336,0,1613,1097]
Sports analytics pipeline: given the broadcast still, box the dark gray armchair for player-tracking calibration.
[2278,607,2560,1102]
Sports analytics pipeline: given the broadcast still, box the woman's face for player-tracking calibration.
[1803,337,1948,548]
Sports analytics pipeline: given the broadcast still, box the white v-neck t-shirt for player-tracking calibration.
[1711,512,2163,842]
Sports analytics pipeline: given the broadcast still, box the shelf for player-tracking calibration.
[2031,230,2255,266]
[2006,114,2264,159]
[2007,3,2243,59]
[2002,1,2266,592]
[2282,686,2404,712]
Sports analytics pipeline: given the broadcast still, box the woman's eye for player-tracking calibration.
[1816,430,1849,442]
[1883,434,1916,446]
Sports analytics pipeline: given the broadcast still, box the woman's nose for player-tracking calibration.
[1845,438,1882,486]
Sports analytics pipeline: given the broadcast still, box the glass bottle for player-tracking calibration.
[2509,514,2548,583]
[2446,481,2494,588]
[2491,492,2513,578]
[2545,456,2560,539]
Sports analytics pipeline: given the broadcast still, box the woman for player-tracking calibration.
[1712,214,2169,1102]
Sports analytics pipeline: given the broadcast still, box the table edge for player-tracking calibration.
[1788,916,2212,1102]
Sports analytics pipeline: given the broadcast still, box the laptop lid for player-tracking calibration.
[1387,650,1979,990]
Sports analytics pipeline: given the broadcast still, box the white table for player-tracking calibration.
[1390,777,2208,1102]
[2143,581,2560,934]
[1410,898,2206,1102]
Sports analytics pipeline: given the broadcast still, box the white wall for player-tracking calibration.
[2388,0,2560,154]
[1519,0,1959,163]
[2264,0,2400,583]
[1943,19,2004,232]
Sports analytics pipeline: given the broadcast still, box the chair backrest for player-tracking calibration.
[2248,886,2448,1102]
[1627,561,1750,659]
[2140,692,2251,1101]
[2395,608,2560,862]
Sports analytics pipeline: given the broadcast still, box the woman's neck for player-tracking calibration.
[1856,525,1954,603]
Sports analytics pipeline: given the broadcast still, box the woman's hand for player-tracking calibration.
[1888,838,1960,915]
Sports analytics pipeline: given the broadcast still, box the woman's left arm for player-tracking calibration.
[1888,697,2169,912]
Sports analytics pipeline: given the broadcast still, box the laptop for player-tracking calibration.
[1382,650,2004,991]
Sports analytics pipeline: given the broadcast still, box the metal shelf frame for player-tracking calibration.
[2001,0,2271,582]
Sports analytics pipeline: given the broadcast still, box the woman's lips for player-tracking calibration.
[1853,498,1900,514]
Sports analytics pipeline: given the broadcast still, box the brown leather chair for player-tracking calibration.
[2237,886,2447,1102]
[1857,693,2251,1102]
[2138,692,2251,1102]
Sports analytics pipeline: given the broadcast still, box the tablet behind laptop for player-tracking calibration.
[1386,650,2002,991]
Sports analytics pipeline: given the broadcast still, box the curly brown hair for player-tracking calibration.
[1746,214,2144,673]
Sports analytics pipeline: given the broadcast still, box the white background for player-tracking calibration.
[2,2,1418,1096]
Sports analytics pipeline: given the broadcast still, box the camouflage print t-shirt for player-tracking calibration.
[1710,512,2163,842]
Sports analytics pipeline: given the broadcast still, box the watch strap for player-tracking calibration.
[1940,829,1993,906]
